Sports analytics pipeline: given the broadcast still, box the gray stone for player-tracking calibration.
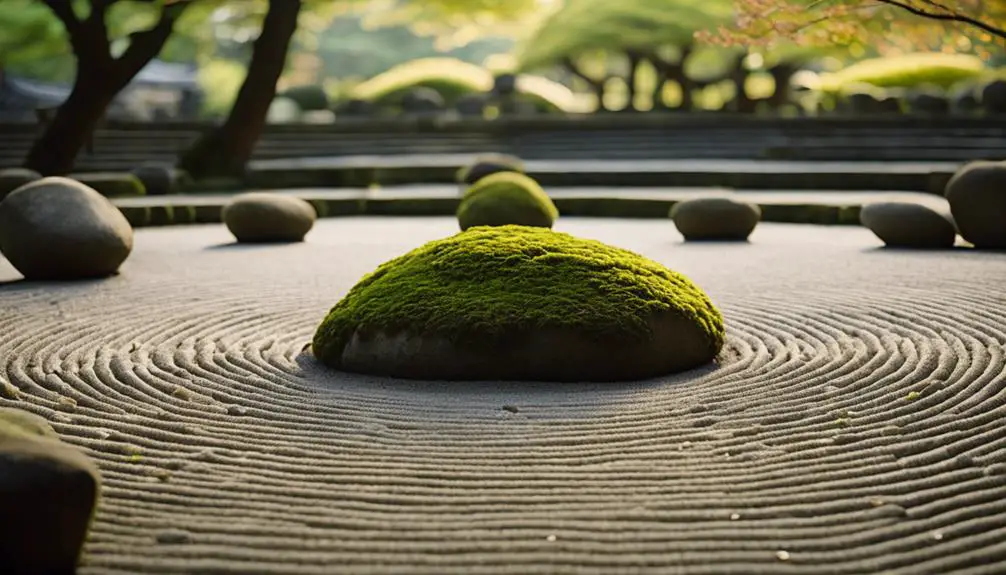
[0,407,101,574]
[0,177,134,280]
[131,163,189,196]
[401,87,446,114]
[0,167,41,201]
[670,197,761,241]
[908,92,950,115]
[223,193,316,243]
[981,80,1006,114]
[455,94,487,117]
[859,202,956,249]
[944,161,1006,249]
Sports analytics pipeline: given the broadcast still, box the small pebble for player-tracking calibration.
[546,534,556,542]
[156,528,192,545]
[776,550,791,561]
[932,532,944,541]
[730,513,741,521]
[502,405,519,414]
[56,396,77,412]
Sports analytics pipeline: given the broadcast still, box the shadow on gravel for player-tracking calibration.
[861,246,1006,256]
[204,242,308,251]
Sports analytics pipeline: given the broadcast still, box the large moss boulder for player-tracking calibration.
[222,192,316,243]
[0,407,101,574]
[0,177,134,280]
[860,202,956,249]
[457,172,557,230]
[0,167,41,201]
[312,226,725,381]
[944,161,1006,249]
[670,197,761,241]
[71,172,146,197]
[456,154,525,186]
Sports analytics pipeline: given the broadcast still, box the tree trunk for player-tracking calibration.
[25,0,188,175]
[181,0,302,179]
[23,69,114,175]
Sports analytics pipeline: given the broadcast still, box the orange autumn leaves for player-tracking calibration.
[697,0,1006,59]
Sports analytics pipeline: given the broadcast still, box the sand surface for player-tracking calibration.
[1,218,1005,574]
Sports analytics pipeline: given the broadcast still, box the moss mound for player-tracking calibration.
[70,172,146,197]
[312,226,725,381]
[455,153,526,185]
[457,172,558,230]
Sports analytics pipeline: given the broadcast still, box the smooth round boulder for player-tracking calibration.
[457,172,557,230]
[456,153,525,186]
[944,161,1006,249]
[0,167,41,201]
[222,192,316,243]
[0,407,101,574]
[859,202,956,249]
[312,226,725,382]
[981,80,1006,114]
[0,177,134,280]
[670,197,761,241]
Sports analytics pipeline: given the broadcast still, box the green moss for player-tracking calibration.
[71,173,146,197]
[457,172,558,230]
[313,225,725,367]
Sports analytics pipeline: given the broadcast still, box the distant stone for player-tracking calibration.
[981,80,1006,114]
[908,91,950,115]
[401,87,446,114]
[670,197,761,241]
[222,192,316,243]
[130,163,189,196]
[0,407,101,574]
[456,153,525,186]
[334,99,377,117]
[859,202,956,249]
[267,97,301,123]
[492,74,517,96]
[301,110,336,124]
[72,172,146,197]
[456,94,487,117]
[0,167,41,201]
[0,177,134,280]
[944,161,1006,249]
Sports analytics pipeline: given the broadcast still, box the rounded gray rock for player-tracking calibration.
[222,193,316,243]
[0,177,134,280]
[944,161,1006,249]
[670,197,761,241]
[0,168,41,201]
[859,202,956,249]
[131,163,188,196]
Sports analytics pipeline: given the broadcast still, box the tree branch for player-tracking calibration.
[40,0,84,49]
[874,0,1006,41]
[559,56,607,89]
[112,1,191,84]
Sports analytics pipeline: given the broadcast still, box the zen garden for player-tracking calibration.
[2,0,1006,573]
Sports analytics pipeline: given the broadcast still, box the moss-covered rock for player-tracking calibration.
[222,192,316,243]
[0,167,41,201]
[457,172,558,231]
[456,154,526,186]
[0,407,101,574]
[71,172,146,197]
[859,202,956,249]
[312,226,725,381]
[278,85,330,112]
[944,161,1006,249]
[670,197,761,241]
[130,163,190,196]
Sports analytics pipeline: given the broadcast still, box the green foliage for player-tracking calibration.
[312,225,725,365]
[351,57,493,105]
[278,84,330,111]
[457,172,558,230]
[516,0,736,71]
[817,53,988,92]
[514,74,589,112]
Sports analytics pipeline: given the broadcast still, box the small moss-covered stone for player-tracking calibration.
[0,408,101,574]
[456,154,525,186]
[312,226,725,381]
[222,192,316,243]
[670,197,761,241]
[0,167,41,201]
[944,161,1006,249]
[457,172,558,231]
[0,177,134,280]
[860,202,956,249]
[72,172,146,197]
[130,163,190,196]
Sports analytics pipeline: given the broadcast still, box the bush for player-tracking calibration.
[278,85,330,112]
[70,172,145,197]
[456,154,526,186]
[457,172,558,230]
[351,58,493,108]
[820,53,986,93]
